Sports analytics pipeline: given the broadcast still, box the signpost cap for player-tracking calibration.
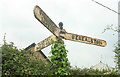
[59,22,63,30]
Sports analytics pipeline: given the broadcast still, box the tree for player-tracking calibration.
[103,25,120,74]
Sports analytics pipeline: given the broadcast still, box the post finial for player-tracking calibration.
[59,22,63,30]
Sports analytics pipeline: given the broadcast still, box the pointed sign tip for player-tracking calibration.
[33,5,40,11]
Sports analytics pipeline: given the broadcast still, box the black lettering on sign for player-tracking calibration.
[76,35,79,40]
[98,40,100,45]
[43,40,46,47]
[83,37,85,41]
[44,21,47,27]
[85,37,87,41]
[45,41,47,46]
[87,38,89,42]
[94,39,96,44]
[46,39,49,45]
[60,36,65,39]
[91,39,93,43]
[84,37,86,41]
[82,36,84,41]
[53,25,56,33]
[48,24,51,32]
[40,11,44,23]
[93,39,95,44]
[74,35,76,40]
[79,36,82,40]
[100,41,103,46]
[72,35,75,40]
[44,41,46,47]
[46,24,49,29]
[96,40,98,45]
[75,35,77,40]
[87,37,91,43]
[49,38,52,44]
[60,31,65,34]
[38,43,40,47]
[97,40,100,45]
[41,41,44,48]
[40,44,43,49]
[46,39,49,46]
[52,25,55,33]
[50,25,53,33]
[45,39,48,47]
[47,38,50,45]
[41,43,43,49]
[90,38,92,43]
[100,41,102,46]
[99,40,101,45]
[51,25,54,33]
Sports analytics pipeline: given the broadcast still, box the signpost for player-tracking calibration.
[34,35,56,51]
[33,5,107,52]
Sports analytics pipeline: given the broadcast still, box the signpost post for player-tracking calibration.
[33,5,107,52]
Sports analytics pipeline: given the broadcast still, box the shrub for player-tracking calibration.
[1,42,54,75]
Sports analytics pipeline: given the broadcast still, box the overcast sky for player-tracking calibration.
[0,0,119,68]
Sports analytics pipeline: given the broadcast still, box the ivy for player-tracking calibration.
[49,37,70,75]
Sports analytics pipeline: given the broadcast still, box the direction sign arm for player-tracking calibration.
[34,35,57,51]
[66,33,107,47]
[34,5,61,37]
[59,30,107,47]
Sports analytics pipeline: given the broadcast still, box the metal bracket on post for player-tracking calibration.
[58,22,64,39]
[57,22,64,43]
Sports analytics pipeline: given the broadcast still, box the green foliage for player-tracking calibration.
[103,25,119,73]
[113,43,120,72]
[102,24,118,35]
[1,35,118,75]
[69,67,117,75]
[1,42,54,75]
[1,41,117,75]
[49,38,70,75]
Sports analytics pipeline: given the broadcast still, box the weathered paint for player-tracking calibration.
[58,29,67,39]
[59,29,107,47]
[65,33,107,47]
[34,35,56,51]
[34,5,61,37]
[34,5,107,47]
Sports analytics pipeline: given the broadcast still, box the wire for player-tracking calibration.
[92,0,120,15]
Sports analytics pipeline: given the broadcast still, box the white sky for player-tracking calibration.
[0,0,119,68]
